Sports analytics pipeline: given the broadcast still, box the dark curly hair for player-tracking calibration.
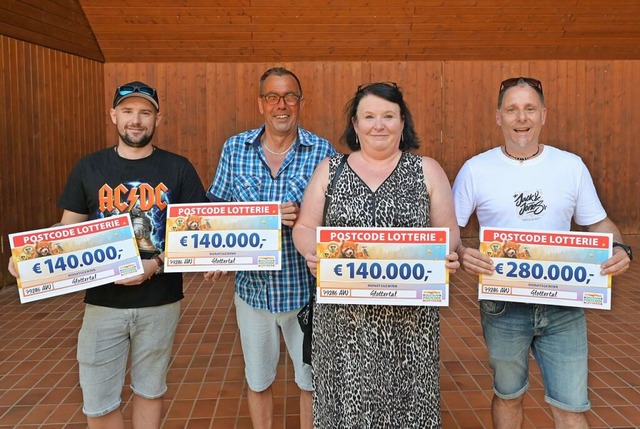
[340,82,420,151]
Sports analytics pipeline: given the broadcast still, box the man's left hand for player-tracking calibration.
[600,247,631,276]
[114,259,158,286]
[280,201,299,227]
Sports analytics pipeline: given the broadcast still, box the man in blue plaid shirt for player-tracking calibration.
[206,67,335,429]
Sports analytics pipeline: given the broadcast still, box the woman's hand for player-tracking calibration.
[304,253,320,277]
[7,258,19,278]
[445,251,461,274]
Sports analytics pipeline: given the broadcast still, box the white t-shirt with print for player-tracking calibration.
[452,145,606,231]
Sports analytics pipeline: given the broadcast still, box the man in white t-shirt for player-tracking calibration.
[452,77,632,429]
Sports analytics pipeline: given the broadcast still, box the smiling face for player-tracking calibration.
[496,84,546,150]
[258,74,304,137]
[110,98,160,148]
[352,94,404,152]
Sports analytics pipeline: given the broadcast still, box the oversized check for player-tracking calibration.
[478,227,613,309]
[164,202,281,272]
[10,214,144,304]
[316,227,450,306]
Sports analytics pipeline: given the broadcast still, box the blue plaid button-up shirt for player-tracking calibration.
[207,125,336,313]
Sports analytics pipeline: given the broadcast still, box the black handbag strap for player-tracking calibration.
[323,154,348,223]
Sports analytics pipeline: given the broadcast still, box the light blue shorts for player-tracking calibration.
[77,302,180,417]
[234,294,312,392]
[480,300,590,413]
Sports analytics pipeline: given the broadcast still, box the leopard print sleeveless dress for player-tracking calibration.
[313,152,441,428]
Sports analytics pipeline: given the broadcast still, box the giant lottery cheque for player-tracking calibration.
[316,227,450,306]
[478,227,613,309]
[163,202,281,272]
[10,214,144,303]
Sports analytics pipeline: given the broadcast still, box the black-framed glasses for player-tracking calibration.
[499,77,543,95]
[357,81,398,92]
[117,84,157,98]
[260,92,302,105]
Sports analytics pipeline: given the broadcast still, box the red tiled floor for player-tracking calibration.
[0,236,639,428]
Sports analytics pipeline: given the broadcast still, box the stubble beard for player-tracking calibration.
[119,129,155,148]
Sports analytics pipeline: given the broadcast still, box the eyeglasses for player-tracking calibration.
[499,77,543,95]
[357,81,398,92]
[117,84,157,98]
[260,92,302,105]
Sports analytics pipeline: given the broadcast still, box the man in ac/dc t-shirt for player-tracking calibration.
[10,81,206,429]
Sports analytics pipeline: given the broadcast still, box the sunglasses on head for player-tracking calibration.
[357,81,399,92]
[499,77,543,95]
[117,85,157,98]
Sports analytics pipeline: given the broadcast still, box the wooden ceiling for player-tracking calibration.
[3,0,640,62]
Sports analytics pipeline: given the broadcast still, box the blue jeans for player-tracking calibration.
[480,300,590,413]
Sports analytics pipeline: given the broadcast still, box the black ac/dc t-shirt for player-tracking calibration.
[58,146,207,308]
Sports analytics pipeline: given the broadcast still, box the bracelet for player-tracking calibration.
[152,254,164,275]
[152,254,164,268]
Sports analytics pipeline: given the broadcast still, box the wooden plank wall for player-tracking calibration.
[3,55,638,288]
[103,61,640,237]
[102,62,443,187]
[78,1,640,62]
[0,0,104,62]
[0,35,104,286]
[443,61,640,236]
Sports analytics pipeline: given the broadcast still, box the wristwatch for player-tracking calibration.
[613,242,633,261]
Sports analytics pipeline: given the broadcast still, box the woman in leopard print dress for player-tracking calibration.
[293,82,460,428]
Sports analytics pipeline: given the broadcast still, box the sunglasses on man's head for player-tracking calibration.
[499,77,543,95]
[117,85,156,97]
